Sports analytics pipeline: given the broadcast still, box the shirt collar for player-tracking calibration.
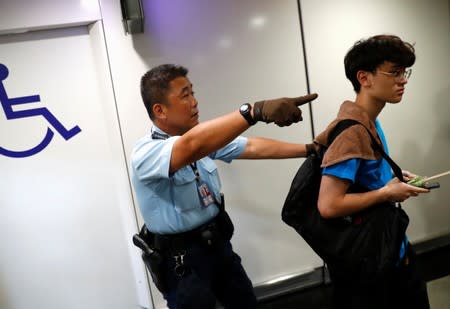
[151,125,171,140]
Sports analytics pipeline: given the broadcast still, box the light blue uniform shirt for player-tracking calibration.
[131,126,247,234]
[322,119,408,260]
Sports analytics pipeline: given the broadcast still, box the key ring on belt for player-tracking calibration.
[173,250,187,277]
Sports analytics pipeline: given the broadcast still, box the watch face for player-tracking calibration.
[240,104,249,112]
[239,103,255,125]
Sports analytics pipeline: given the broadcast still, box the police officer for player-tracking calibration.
[131,64,318,308]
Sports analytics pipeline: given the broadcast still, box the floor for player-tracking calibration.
[257,275,450,309]
[258,241,450,309]
[428,276,450,309]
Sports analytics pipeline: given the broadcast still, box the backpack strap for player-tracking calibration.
[326,119,404,182]
[363,126,405,182]
[327,119,360,146]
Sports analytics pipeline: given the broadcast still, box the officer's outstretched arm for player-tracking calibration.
[170,94,318,173]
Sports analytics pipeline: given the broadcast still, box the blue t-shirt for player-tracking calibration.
[131,126,247,234]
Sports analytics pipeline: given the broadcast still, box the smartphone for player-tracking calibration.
[423,182,440,190]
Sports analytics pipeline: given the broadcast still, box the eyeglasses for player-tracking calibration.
[377,68,412,81]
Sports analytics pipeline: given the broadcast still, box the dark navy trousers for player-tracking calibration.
[162,240,257,309]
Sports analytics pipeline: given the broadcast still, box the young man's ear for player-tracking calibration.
[357,70,372,88]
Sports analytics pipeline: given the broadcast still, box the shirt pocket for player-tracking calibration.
[201,159,221,196]
[172,167,201,212]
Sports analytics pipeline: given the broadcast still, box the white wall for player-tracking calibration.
[0,6,147,309]
[0,0,101,34]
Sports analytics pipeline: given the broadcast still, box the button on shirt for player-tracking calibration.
[131,126,247,234]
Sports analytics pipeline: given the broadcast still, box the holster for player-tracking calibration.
[132,226,168,293]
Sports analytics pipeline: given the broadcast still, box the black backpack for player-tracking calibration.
[281,119,409,276]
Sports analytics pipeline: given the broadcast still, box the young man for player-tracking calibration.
[315,35,430,308]
[131,64,318,308]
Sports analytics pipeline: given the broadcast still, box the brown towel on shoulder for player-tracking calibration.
[314,101,384,168]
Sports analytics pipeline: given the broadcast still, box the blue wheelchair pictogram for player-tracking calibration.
[0,63,81,158]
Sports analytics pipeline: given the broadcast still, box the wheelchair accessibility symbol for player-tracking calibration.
[0,63,81,158]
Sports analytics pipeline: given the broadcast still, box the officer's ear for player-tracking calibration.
[153,103,168,120]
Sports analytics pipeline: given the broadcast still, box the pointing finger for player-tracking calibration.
[291,93,319,106]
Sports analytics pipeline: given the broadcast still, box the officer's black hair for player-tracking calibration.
[140,64,188,120]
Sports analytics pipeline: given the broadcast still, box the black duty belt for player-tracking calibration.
[150,210,234,253]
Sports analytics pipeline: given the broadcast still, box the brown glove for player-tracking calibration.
[306,142,320,156]
[253,93,318,126]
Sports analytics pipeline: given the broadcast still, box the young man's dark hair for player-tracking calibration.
[140,64,188,120]
[344,34,416,92]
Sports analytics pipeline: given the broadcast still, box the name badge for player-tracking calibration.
[197,180,214,207]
